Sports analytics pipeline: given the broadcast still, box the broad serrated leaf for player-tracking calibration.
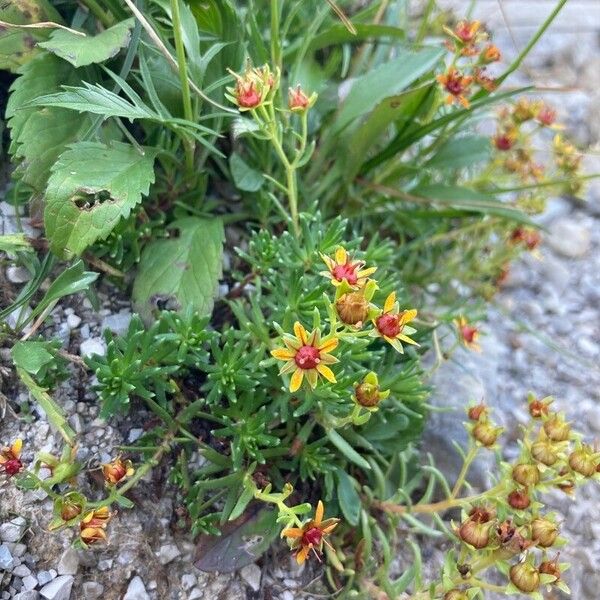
[132,217,224,323]
[28,83,156,121]
[44,142,157,257]
[229,152,264,192]
[333,47,444,133]
[38,19,134,67]
[0,0,60,71]
[6,53,89,191]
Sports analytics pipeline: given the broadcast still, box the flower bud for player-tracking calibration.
[507,489,530,510]
[531,517,558,548]
[288,85,316,113]
[512,463,540,487]
[510,561,540,593]
[556,469,575,495]
[336,292,369,325]
[528,395,551,418]
[354,372,389,408]
[568,446,597,477]
[468,403,487,421]
[444,591,469,600]
[458,519,493,549]
[61,499,84,522]
[531,438,559,466]
[472,421,501,447]
[543,415,571,442]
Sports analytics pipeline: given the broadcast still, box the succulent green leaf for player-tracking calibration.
[229,152,264,192]
[44,142,157,257]
[336,469,360,526]
[132,217,224,323]
[427,135,492,170]
[38,19,134,67]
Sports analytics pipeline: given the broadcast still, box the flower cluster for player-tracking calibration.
[438,20,501,107]
[0,439,23,476]
[450,394,600,597]
[271,246,419,403]
[553,134,584,195]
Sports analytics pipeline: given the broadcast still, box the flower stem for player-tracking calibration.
[170,0,195,179]
[451,443,479,498]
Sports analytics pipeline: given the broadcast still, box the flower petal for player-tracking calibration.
[398,334,419,346]
[399,309,417,326]
[316,364,336,383]
[386,337,404,354]
[11,439,22,457]
[283,336,302,351]
[335,247,347,265]
[315,500,324,525]
[271,348,296,361]
[279,360,297,375]
[296,545,310,565]
[290,368,304,392]
[294,322,307,345]
[318,337,338,353]
[282,527,304,539]
[319,353,338,365]
[306,368,318,389]
[383,292,396,314]
[357,267,377,279]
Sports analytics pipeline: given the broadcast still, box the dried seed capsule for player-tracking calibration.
[512,463,540,487]
[543,415,571,442]
[510,561,540,593]
[468,403,487,421]
[507,489,530,510]
[472,421,501,447]
[531,438,559,466]
[458,519,493,549]
[539,558,561,580]
[444,591,469,600]
[568,447,597,477]
[531,517,558,548]
[336,292,369,326]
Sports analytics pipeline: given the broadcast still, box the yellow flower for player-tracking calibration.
[437,67,473,108]
[282,500,339,564]
[370,292,418,353]
[0,439,23,476]
[320,247,376,289]
[79,506,111,546]
[454,316,481,351]
[271,323,339,392]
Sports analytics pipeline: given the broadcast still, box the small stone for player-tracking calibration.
[240,564,261,592]
[128,428,144,443]
[14,592,40,600]
[13,564,31,577]
[66,314,81,329]
[68,414,84,434]
[101,311,132,336]
[547,218,591,258]
[80,324,91,339]
[6,266,31,284]
[97,559,113,571]
[11,543,27,558]
[81,582,104,599]
[36,571,54,586]
[0,517,27,542]
[188,589,203,600]
[181,574,196,591]
[22,575,38,591]
[157,543,181,565]
[79,337,106,358]
[57,547,78,576]
[0,544,14,570]
[123,576,150,600]
[39,575,74,600]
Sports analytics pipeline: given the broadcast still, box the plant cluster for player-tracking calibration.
[0,0,597,597]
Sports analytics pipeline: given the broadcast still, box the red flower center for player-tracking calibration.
[495,135,513,151]
[302,527,323,546]
[376,313,402,338]
[237,83,261,108]
[4,458,22,476]
[295,345,320,370]
[446,78,464,95]
[331,263,358,285]
[456,24,476,42]
[461,325,478,344]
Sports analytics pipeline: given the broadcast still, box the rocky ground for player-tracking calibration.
[1,4,599,600]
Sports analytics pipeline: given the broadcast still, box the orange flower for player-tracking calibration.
[536,104,557,126]
[493,126,517,151]
[79,507,111,546]
[437,68,473,108]
[271,323,339,392]
[226,64,278,111]
[320,247,376,289]
[282,501,339,564]
[481,44,501,63]
[288,85,317,113]
[510,227,541,251]
[474,68,497,92]
[371,292,418,353]
[0,439,23,476]
[454,316,481,351]
[102,456,134,485]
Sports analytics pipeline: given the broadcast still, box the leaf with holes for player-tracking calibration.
[6,53,90,191]
[38,19,134,67]
[44,141,157,258]
[132,217,224,323]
